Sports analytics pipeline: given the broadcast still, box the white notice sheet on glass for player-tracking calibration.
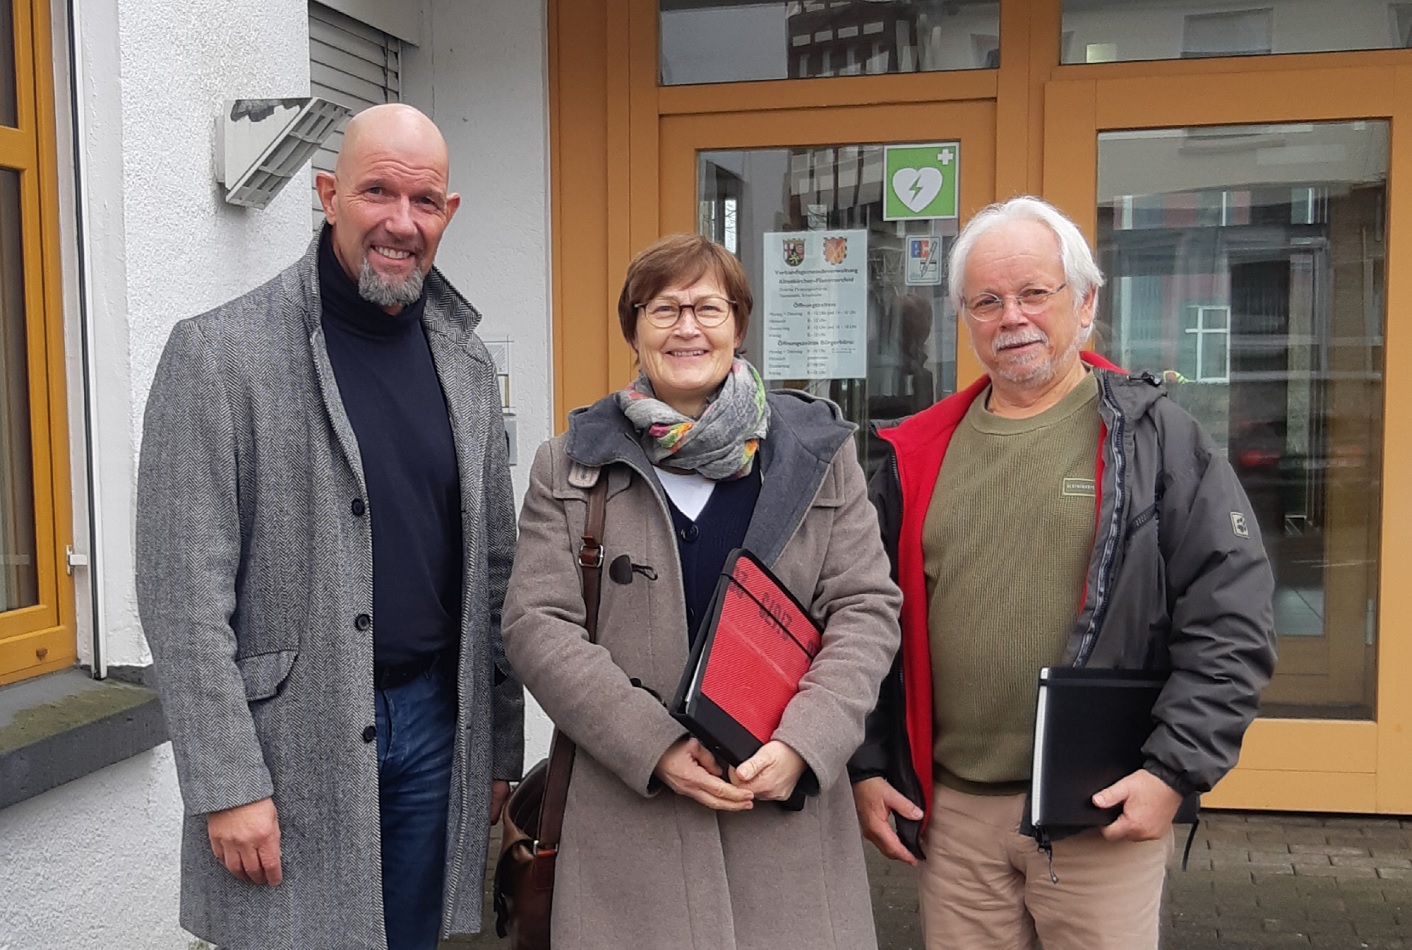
[762,229,868,381]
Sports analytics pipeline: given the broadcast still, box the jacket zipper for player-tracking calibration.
[1128,505,1158,532]
[1073,375,1128,668]
[889,448,901,519]
[1033,376,1129,870]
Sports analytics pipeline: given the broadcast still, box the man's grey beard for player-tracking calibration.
[973,318,1092,387]
[358,257,425,308]
[992,328,1065,387]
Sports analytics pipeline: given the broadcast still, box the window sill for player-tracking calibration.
[0,668,167,810]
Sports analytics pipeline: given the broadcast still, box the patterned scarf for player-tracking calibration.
[615,358,770,480]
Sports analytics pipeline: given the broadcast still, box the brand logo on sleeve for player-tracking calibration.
[1231,512,1250,538]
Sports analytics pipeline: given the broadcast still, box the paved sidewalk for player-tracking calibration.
[1165,811,1412,949]
[444,810,1412,949]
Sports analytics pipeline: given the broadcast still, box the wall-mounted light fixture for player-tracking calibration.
[215,97,351,209]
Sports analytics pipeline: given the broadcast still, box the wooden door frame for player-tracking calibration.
[551,0,1046,421]
[549,0,1412,814]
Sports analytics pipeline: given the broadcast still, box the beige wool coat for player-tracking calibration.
[502,389,902,950]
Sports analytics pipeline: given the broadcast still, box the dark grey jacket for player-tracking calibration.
[849,361,1278,856]
[136,233,524,948]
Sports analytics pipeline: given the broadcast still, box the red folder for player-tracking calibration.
[671,549,822,770]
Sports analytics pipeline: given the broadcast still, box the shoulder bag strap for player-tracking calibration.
[535,475,608,853]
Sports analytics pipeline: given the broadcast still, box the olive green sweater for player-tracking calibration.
[922,373,1100,793]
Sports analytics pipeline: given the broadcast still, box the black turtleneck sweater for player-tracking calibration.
[318,231,463,668]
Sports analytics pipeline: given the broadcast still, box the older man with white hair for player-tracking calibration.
[850,196,1276,949]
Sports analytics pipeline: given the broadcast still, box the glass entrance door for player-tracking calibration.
[661,101,995,470]
[1096,122,1387,721]
[1043,65,1412,814]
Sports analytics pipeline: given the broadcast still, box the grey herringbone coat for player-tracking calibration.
[502,391,902,950]
[136,233,524,949]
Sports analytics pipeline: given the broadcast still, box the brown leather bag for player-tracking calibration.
[493,477,607,949]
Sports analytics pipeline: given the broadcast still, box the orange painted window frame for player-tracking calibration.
[0,0,76,685]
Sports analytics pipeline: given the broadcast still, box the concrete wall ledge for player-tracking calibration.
[0,669,167,810]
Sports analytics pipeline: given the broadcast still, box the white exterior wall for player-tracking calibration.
[4,0,554,946]
[82,0,314,673]
[0,747,194,950]
[402,0,556,762]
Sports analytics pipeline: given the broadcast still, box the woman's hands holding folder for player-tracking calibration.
[656,738,755,811]
[734,740,806,802]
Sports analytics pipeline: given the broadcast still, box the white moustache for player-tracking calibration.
[993,329,1047,353]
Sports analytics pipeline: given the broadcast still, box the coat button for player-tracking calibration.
[355,613,371,630]
[362,725,377,743]
[679,524,699,542]
[351,498,366,516]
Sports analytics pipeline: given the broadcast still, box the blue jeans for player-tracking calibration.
[376,666,456,950]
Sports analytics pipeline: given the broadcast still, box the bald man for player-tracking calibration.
[137,104,524,950]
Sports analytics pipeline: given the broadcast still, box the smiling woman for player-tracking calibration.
[620,237,749,420]
[501,233,903,950]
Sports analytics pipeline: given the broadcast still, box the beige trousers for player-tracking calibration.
[916,783,1173,950]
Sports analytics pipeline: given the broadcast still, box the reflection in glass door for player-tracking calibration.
[1095,121,1386,720]
[0,168,37,612]
[698,145,958,475]
[1,0,16,127]
[660,0,1001,85]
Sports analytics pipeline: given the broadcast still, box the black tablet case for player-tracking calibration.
[1030,666,1169,830]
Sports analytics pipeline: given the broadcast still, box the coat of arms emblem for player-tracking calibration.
[782,237,806,267]
[823,235,848,265]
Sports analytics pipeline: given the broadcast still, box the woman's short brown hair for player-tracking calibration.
[616,234,753,345]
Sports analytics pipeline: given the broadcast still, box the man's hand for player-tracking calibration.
[655,738,754,811]
[207,797,283,886]
[853,776,922,865]
[735,740,806,802]
[489,779,511,826]
[1093,768,1184,841]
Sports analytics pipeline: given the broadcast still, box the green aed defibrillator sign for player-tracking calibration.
[883,143,960,221]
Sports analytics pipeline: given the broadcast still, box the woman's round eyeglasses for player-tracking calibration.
[963,283,1068,323]
[636,295,735,329]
